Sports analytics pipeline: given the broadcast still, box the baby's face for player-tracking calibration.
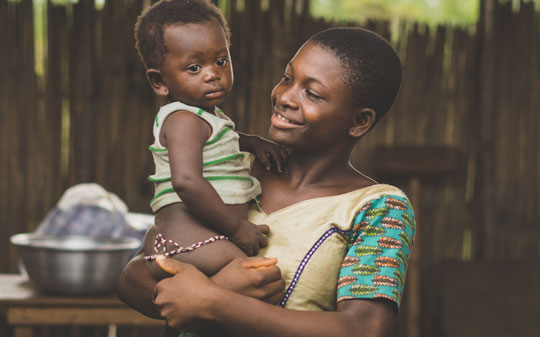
[160,20,233,111]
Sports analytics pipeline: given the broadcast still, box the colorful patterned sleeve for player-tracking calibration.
[336,194,415,308]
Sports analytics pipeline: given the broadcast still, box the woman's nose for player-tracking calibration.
[275,85,298,109]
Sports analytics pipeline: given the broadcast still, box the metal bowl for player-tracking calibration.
[10,233,140,296]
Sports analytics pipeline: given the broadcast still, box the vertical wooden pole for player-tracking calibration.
[0,0,11,274]
[406,177,421,337]
[476,0,496,259]
[43,0,66,219]
[68,0,96,184]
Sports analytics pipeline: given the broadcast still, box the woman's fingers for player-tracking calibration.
[211,257,283,298]
[241,256,278,270]
[153,263,217,331]
[262,278,286,304]
[265,288,286,305]
[155,254,183,275]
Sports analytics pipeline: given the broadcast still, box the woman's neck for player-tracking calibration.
[255,146,375,214]
[280,147,356,189]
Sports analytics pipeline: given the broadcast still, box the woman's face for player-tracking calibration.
[269,42,355,152]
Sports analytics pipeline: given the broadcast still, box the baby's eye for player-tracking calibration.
[187,65,201,72]
[216,58,229,67]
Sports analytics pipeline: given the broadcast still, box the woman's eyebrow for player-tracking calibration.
[289,63,327,89]
[287,63,294,74]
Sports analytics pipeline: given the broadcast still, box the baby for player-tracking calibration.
[134,0,287,278]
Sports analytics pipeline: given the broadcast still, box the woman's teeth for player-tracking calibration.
[277,114,298,125]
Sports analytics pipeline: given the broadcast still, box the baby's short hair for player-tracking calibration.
[309,28,402,125]
[134,0,230,70]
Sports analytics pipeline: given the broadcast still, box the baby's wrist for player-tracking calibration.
[221,217,242,237]
[238,133,255,152]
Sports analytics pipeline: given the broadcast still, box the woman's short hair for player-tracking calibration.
[309,28,402,125]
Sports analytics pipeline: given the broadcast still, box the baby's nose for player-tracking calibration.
[204,67,221,82]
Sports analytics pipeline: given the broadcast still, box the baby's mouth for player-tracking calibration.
[204,88,224,99]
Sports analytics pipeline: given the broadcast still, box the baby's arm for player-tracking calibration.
[161,111,268,255]
[238,133,289,172]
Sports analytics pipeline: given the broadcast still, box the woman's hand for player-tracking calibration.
[153,262,219,331]
[211,256,284,304]
[153,256,285,331]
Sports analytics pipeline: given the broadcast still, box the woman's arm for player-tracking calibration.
[213,293,395,337]
[154,261,395,337]
[117,251,285,318]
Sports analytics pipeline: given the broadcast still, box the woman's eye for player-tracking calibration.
[281,74,291,83]
[217,58,229,67]
[305,89,322,100]
[188,65,200,72]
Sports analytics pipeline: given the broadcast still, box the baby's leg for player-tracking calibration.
[148,203,250,337]
[144,202,249,279]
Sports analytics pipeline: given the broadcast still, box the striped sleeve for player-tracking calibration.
[337,194,415,308]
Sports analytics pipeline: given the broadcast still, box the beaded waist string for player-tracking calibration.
[144,232,228,261]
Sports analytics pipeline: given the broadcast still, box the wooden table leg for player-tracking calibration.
[14,326,32,337]
[108,324,117,337]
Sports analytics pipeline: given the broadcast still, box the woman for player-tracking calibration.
[118,27,414,337]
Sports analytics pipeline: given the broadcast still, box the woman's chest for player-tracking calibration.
[249,204,354,311]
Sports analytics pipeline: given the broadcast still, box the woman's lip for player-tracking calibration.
[271,113,303,128]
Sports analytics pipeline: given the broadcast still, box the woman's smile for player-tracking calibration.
[271,112,303,128]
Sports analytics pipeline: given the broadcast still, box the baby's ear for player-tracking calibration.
[146,69,169,97]
[349,108,375,138]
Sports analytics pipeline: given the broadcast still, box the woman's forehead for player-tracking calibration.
[289,42,346,88]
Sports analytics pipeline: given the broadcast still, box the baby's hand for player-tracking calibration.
[228,221,269,256]
[245,135,289,172]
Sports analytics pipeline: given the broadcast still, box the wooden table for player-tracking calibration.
[0,274,163,337]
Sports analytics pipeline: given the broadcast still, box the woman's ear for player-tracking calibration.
[349,108,376,138]
[146,69,169,97]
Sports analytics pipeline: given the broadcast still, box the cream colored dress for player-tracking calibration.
[250,184,414,311]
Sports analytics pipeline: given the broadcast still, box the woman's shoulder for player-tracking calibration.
[330,183,409,217]
[354,183,406,199]
[329,168,407,203]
